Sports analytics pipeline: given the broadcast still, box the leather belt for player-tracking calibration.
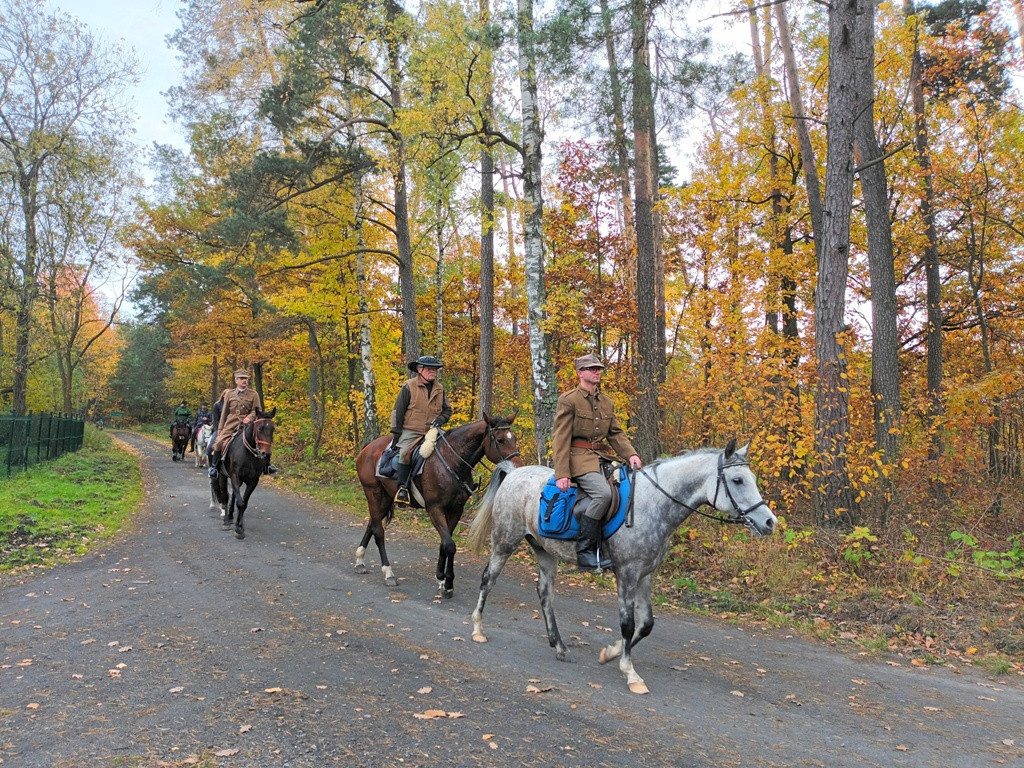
[571,439,604,450]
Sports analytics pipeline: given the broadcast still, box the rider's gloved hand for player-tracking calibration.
[430,418,444,429]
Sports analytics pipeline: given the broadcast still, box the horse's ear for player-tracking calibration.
[723,438,737,459]
[482,411,491,424]
[737,442,749,459]
[509,407,519,423]
[264,407,277,419]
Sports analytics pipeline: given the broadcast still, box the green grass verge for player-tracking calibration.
[0,427,142,573]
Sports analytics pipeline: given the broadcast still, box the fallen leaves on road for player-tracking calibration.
[169,687,184,693]
[417,686,432,694]
[413,709,454,719]
[214,747,239,756]
[525,684,553,693]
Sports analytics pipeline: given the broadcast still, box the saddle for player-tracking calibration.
[375,436,430,481]
[538,464,631,540]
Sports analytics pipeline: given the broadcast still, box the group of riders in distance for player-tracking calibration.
[162,355,778,693]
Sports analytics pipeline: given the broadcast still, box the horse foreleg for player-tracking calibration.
[607,572,654,694]
[471,541,518,644]
[531,545,571,662]
[233,480,258,540]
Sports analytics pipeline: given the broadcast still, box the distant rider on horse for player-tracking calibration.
[171,400,192,440]
[390,355,452,504]
[190,402,210,453]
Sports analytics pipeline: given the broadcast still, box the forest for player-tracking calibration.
[3,0,1024,642]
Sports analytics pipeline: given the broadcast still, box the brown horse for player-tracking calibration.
[170,421,191,462]
[354,413,523,598]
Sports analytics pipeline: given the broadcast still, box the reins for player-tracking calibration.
[434,424,520,496]
[637,453,768,526]
[241,418,274,458]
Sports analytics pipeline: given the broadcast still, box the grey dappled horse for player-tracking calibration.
[465,440,778,694]
[194,423,213,468]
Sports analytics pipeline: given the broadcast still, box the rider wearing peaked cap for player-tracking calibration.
[209,368,277,478]
[552,353,643,571]
[390,355,452,504]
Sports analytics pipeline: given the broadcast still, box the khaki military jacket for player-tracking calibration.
[552,386,637,480]
[214,387,263,452]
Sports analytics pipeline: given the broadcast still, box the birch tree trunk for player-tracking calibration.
[517,0,557,460]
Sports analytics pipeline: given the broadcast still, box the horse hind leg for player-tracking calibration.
[435,535,457,600]
[471,541,518,644]
[354,522,374,575]
[532,545,571,662]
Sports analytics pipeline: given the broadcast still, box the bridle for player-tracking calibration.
[434,423,520,495]
[242,417,274,458]
[638,452,771,529]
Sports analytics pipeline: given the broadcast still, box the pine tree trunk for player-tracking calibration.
[905,0,944,460]
[854,0,901,478]
[814,0,861,527]
[631,0,661,461]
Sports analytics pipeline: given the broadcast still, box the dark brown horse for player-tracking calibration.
[354,413,523,598]
[210,408,276,540]
[170,421,191,462]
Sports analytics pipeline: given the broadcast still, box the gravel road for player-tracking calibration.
[1,432,1022,768]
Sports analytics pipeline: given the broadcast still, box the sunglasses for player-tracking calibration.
[580,366,604,372]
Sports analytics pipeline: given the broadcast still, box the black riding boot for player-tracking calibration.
[576,515,613,571]
[208,450,222,479]
[394,462,412,504]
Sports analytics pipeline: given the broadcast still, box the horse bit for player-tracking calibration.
[242,418,273,458]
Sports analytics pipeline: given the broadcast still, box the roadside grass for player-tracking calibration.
[0,427,142,574]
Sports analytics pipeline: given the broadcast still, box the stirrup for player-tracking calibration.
[208,466,219,479]
[394,486,411,504]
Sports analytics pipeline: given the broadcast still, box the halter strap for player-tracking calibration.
[638,452,769,526]
[433,423,519,496]
[242,417,273,457]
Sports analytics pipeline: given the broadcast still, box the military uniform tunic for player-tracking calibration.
[214,387,263,453]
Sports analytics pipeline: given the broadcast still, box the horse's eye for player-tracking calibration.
[732,477,743,485]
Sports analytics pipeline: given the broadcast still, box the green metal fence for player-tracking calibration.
[0,411,86,478]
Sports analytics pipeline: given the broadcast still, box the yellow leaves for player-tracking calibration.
[412,709,464,720]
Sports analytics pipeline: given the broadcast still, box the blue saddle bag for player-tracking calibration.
[537,468,631,540]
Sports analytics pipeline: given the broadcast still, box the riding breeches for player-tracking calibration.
[574,471,612,520]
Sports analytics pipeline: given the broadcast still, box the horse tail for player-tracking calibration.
[465,459,517,554]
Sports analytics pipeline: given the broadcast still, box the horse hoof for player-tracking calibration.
[628,681,650,695]
[555,650,574,663]
[235,530,245,540]
[384,576,398,588]
[354,564,368,575]
[471,632,488,644]
[442,588,454,600]
[598,648,612,665]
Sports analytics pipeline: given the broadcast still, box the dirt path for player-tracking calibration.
[1,432,1022,768]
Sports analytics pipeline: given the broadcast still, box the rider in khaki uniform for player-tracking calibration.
[209,369,268,478]
[552,353,643,571]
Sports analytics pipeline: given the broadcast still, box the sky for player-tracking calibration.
[54,0,188,154]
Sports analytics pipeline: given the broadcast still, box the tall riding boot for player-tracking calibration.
[393,462,412,504]
[576,515,613,571]
[208,449,222,479]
